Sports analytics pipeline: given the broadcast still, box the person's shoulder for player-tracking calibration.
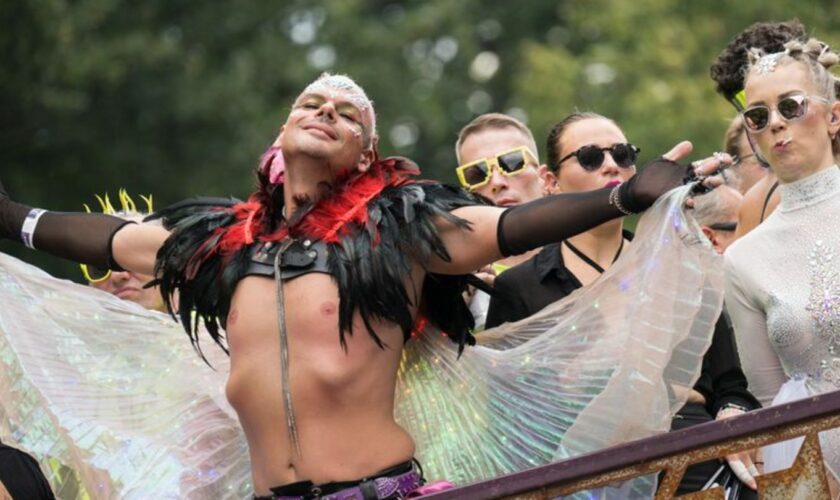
[725,215,777,274]
[736,175,778,236]
[725,225,761,264]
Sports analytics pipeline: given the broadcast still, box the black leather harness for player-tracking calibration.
[245,238,331,280]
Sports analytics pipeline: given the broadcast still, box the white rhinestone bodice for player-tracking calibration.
[725,166,840,404]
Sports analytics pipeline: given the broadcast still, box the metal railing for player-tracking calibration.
[425,390,840,499]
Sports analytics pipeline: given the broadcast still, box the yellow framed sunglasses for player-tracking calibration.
[455,146,539,189]
[80,263,112,284]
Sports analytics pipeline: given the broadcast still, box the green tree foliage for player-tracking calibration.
[1,0,838,279]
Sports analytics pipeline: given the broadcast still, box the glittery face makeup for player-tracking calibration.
[299,74,377,143]
[294,92,367,139]
[279,74,377,177]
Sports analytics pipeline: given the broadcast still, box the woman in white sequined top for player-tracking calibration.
[724,38,840,483]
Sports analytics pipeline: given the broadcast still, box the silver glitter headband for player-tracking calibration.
[303,74,373,113]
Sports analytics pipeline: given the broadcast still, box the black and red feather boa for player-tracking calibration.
[153,157,489,356]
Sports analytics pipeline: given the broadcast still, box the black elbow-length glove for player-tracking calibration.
[0,179,132,269]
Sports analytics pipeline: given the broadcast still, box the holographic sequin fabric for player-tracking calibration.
[0,257,251,498]
[397,186,724,490]
[725,165,840,480]
[0,187,722,498]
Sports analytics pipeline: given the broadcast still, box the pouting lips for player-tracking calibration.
[773,138,792,150]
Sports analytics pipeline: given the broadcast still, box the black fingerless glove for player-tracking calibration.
[0,179,133,269]
[618,156,693,213]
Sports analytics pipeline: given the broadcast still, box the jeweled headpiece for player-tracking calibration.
[755,51,786,75]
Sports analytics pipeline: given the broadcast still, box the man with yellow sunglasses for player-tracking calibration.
[454,113,555,328]
[455,113,554,208]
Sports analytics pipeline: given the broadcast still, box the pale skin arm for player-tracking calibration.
[110,223,171,275]
[426,205,506,275]
[721,254,787,489]
[723,255,786,406]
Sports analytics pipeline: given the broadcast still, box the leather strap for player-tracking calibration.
[247,239,330,280]
[273,240,302,457]
[760,180,780,222]
[563,238,624,274]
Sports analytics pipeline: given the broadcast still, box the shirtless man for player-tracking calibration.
[0,74,716,498]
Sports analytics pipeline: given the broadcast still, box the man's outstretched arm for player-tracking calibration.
[0,180,168,275]
[430,142,725,275]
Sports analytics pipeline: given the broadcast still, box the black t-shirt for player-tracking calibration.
[0,441,54,499]
[486,236,760,415]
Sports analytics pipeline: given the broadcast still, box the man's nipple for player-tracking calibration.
[320,301,337,316]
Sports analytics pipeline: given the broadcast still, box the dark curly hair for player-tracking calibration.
[710,20,808,100]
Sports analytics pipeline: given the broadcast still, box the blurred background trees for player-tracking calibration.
[2,0,838,279]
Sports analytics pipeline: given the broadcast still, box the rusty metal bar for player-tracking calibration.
[423,390,840,499]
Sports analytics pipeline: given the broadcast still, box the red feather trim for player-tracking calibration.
[217,200,267,254]
[294,158,417,244]
[212,157,418,256]
[294,169,385,243]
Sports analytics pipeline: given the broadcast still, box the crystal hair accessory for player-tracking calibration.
[755,52,785,75]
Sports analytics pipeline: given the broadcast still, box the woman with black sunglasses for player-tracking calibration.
[487,112,761,496]
[486,113,638,329]
[725,38,840,490]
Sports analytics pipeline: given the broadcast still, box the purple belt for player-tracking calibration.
[258,462,423,500]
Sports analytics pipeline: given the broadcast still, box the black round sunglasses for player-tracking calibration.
[557,143,640,171]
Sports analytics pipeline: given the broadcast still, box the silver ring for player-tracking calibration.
[713,151,727,162]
